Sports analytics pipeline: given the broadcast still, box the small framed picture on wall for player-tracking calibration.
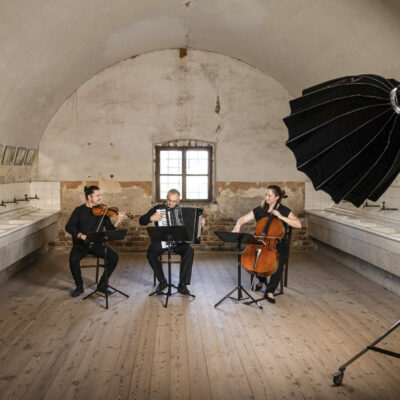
[24,149,37,166]
[0,145,4,164]
[14,147,27,165]
[2,146,17,165]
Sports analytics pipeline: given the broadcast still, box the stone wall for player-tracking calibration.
[36,50,311,253]
[49,180,310,253]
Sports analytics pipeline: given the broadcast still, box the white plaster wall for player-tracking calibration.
[305,176,400,223]
[35,50,302,183]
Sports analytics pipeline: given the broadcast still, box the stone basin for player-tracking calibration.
[28,212,54,217]
[4,219,32,225]
[17,215,43,221]
[0,224,20,230]
[352,220,378,228]
[373,226,398,234]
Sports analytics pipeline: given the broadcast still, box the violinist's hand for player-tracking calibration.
[118,211,127,221]
[271,210,282,219]
[115,211,126,227]
[201,216,206,228]
[150,211,163,222]
[232,225,240,233]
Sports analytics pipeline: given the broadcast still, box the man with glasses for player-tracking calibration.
[139,188,205,295]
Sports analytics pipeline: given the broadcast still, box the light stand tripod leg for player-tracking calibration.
[332,319,400,386]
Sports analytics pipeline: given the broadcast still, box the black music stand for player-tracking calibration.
[146,226,194,308]
[82,229,129,309]
[214,231,263,310]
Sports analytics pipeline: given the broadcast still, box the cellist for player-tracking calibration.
[232,185,301,303]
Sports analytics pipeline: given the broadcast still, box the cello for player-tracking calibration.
[241,203,285,278]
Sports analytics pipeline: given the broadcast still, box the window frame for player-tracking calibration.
[155,145,213,202]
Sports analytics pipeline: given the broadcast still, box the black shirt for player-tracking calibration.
[139,204,165,226]
[252,204,291,255]
[65,204,115,245]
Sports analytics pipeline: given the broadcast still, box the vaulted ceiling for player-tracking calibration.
[1,0,400,149]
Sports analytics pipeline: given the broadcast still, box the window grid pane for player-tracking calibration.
[186,175,208,200]
[160,175,182,199]
[186,150,208,174]
[160,150,182,174]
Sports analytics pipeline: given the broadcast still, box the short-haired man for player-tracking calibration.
[139,189,205,295]
[65,185,126,297]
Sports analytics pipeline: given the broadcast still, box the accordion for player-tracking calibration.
[156,205,203,244]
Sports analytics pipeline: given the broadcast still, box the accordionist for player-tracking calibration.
[139,188,205,296]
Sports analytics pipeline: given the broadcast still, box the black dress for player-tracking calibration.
[252,204,291,294]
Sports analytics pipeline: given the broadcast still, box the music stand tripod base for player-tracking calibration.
[81,229,129,309]
[214,231,263,310]
[146,226,195,308]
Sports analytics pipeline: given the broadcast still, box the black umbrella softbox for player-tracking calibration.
[283,74,400,207]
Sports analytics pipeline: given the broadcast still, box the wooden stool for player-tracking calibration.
[153,250,182,286]
[278,226,292,295]
[80,254,104,284]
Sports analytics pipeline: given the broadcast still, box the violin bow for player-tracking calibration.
[95,204,109,232]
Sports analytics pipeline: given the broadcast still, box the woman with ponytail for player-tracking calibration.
[232,185,301,303]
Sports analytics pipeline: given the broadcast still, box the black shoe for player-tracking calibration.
[71,286,84,297]
[264,293,276,304]
[254,283,263,292]
[156,280,168,294]
[178,283,190,295]
[96,284,113,296]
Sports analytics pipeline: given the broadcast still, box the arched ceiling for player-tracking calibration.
[1,0,400,149]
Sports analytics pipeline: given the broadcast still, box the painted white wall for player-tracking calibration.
[35,50,302,183]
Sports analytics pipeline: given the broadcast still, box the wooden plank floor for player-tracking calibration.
[0,251,399,400]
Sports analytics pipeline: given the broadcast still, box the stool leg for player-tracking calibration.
[96,257,100,284]
[284,255,289,287]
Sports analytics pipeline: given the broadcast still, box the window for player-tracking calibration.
[155,144,213,201]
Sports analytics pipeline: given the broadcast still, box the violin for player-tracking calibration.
[241,207,285,277]
[91,204,135,220]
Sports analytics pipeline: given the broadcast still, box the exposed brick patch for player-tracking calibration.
[118,181,152,195]
[51,180,311,253]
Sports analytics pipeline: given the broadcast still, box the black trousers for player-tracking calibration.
[69,243,119,287]
[147,242,194,285]
[257,249,288,294]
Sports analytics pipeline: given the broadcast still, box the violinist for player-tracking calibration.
[65,185,126,297]
[232,185,301,303]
